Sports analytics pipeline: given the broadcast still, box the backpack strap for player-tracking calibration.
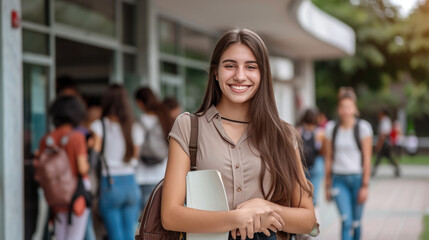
[331,120,340,159]
[189,114,198,171]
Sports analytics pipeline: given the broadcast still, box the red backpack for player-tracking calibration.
[135,114,198,240]
[35,132,77,208]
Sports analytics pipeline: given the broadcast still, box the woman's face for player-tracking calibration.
[216,43,261,105]
[338,98,357,119]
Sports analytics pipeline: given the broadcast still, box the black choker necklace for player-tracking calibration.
[221,116,250,124]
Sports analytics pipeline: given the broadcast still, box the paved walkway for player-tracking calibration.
[318,165,429,240]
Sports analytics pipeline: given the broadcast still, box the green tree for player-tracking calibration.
[312,0,427,117]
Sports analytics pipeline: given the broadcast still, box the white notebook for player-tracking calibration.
[186,170,230,240]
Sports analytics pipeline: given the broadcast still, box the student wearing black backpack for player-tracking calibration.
[134,87,174,208]
[297,109,325,211]
[324,88,373,240]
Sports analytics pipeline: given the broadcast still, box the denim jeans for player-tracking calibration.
[84,211,96,240]
[99,175,141,240]
[139,184,157,211]
[331,174,364,240]
[306,156,324,206]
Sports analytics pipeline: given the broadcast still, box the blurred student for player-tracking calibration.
[390,119,403,158]
[163,96,183,119]
[372,110,400,177]
[36,95,90,240]
[91,84,143,240]
[324,88,373,240]
[135,87,174,208]
[297,109,325,211]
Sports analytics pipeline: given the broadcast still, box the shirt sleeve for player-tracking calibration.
[132,123,144,147]
[71,132,87,157]
[324,121,335,141]
[90,120,103,138]
[360,120,373,140]
[168,112,191,157]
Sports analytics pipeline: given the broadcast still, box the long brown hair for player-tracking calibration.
[135,87,174,141]
[101,84,134,162]
[197,29,312,212]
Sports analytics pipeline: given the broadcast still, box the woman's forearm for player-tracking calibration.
[270,204,316,234]
[162,206,238,233]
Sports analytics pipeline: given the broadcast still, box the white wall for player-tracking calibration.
[297,60,315,111]
[0,0,24,239]
[274,82,296,125]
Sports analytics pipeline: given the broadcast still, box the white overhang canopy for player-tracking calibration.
[156,0,355,60]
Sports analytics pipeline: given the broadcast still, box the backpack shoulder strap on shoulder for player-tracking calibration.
[332,119,340,157]
[189,114,199,171]
[353,118,363,165]
[353,118,362,151]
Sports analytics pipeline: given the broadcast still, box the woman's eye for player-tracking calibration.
[225,64,235,69]
[247,65,257,70]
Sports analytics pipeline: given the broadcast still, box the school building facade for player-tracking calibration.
[0,0,355,239]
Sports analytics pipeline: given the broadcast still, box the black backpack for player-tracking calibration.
[301,129,319,169]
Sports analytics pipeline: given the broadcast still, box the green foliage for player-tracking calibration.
[312,0,429,117]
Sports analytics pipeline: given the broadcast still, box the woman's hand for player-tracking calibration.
[325,176,332,202]
[358,186,368,204]
[231,199,284,239]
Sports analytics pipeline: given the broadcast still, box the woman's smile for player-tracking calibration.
[229,84,253,93]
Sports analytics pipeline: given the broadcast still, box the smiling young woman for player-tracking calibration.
[161,29,317,240]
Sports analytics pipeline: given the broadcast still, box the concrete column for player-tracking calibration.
[137,0,160,93]
[0,0,24,239]
[274,81,296,125]
[297,59,315,111]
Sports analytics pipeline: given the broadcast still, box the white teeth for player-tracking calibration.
[231,85,248,90]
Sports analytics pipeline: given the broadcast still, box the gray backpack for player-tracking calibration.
[139,118,169,166]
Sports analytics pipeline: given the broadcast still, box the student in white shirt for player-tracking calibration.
[372,109,400,177]
[134,87,174,208]
[91,84,143,240]
[324,87,373,240]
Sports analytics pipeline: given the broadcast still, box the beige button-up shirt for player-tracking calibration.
[168,105,272,210]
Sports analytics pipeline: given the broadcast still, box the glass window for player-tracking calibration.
[162,82,179,99]
[185,67,208,112]
[22,30,49,55]
[55,0,116,37]
[161,61,179,75]
[21,0,48,25]
[122,2,136,46]
[123,54,140,116]
[23,63,49,159]
[183,28,213,61]
[159,18,178,55]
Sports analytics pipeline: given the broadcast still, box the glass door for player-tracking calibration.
[23,63,49,240]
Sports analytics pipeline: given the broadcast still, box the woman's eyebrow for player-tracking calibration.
[221,59,258,64]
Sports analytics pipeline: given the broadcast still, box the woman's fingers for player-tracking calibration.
[238,227,246,240]
[246,221,254,239]
[271,211,285,227]
[270,218,283,232]
[262,228,272,237]
[254,215,261,233]
[230,229,237,239]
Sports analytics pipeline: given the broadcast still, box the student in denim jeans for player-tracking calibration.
[161,29,318,240]
[297,109,325,210]
[91,84,143,240]
[324,88,373,240]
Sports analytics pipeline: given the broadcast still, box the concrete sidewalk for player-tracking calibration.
[318,165,429,240]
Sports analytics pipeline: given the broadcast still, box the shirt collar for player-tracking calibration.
[205,105,220,122]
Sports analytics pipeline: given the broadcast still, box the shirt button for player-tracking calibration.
[237,187,242,192]
[231,145,235,149]
[235,164,239,169]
